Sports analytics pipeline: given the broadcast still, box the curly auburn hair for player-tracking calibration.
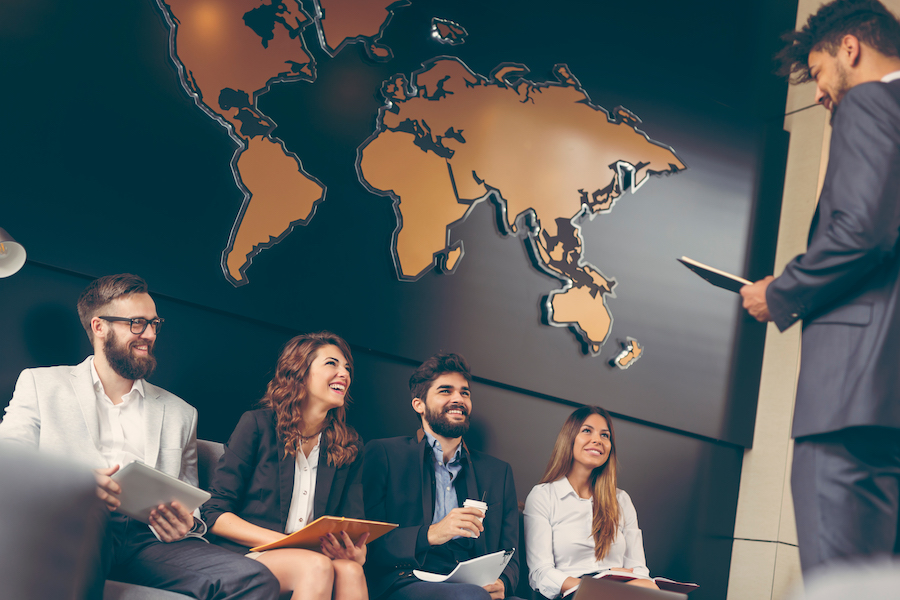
[260,332,360,467]
[539,406,620,562]
[776,0,900,82]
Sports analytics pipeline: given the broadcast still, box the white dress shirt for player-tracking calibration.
[881,70,900,83]
[523,478,650,599]
[285,434,320,534]
[90,357,145,468]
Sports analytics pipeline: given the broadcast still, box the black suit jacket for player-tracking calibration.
[362,433,519,599]
[767,79,900,438]
[201,409,364,553]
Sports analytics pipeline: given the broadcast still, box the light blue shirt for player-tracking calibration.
[425,431,463,528]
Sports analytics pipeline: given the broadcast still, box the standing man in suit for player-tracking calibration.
[363,353,521,600]
[741,0,900,573]
[0,273,279,599]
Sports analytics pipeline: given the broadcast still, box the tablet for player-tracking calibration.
[110,461,211,524]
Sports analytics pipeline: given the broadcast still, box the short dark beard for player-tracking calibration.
[424,403,470,439]
[104,329,157,381]
[829,60,851,125]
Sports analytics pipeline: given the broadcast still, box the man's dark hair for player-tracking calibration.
[776,0,900,82]
[409,352,472,401]
[76,273,148,341]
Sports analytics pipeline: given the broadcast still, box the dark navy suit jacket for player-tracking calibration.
[767,78,900,438]
[362,432,520,600]
[202,409,364,554]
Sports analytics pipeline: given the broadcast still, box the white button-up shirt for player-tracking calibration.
[523,477,649,599]
[91,357,145,468]
[285,434,320,534]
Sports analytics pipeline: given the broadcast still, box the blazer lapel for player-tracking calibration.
[314,449,335,519]
[277,437,294,529]
[71,359,101,452]
[464,447,480,502]
[463,448,486,553]
[416,430,433,524]
[142,387,164,468]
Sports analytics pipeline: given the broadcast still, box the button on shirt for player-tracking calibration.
[285,434,320,534]
[426,431,463,529]
[523,477,650,599]
[91,358,145,468]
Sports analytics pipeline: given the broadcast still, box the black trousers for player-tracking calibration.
[384,580,527,600]
[86,513,279,600]
[792,426,900,573]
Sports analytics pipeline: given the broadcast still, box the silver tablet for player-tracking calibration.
[110,461,211,524]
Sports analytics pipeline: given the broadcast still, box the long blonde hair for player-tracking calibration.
[260,332,360,467]
[539,406,619,561]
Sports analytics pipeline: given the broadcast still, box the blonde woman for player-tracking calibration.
[523,406,657,598]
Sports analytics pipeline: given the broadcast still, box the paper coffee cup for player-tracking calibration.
[464,499,488,522]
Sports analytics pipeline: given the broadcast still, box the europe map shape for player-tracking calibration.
[154,0,685,360]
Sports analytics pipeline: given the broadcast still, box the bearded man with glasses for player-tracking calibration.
[0,273,279,600]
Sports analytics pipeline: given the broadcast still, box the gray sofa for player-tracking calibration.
[0,444,105,599]
[103,439,225,600]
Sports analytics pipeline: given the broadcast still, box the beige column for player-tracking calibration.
[726,1,900,598]
[725,1,828,598]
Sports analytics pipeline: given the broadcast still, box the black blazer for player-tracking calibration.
[362,433,519,599]
[767,79,900,438]
[202,408,364,554]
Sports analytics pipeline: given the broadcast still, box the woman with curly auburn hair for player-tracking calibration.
[202,332,368,600]
[523,406,657,598]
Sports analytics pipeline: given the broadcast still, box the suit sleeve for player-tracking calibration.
[0,370,41,447]
[201,411,260,529]
[498,461,520,595]
[768,83,900,331]
[363,440,431,568]
[181,406,200,488]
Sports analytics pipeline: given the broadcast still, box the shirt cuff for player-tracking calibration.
[147,517,209,543]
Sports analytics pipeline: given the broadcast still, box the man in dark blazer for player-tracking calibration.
[363,353,521,600]
[741,0,900,574]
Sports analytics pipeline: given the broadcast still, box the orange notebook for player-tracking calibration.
[250,516,398,552]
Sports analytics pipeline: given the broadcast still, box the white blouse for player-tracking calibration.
[284,434,320,534]
[523,478,650,599]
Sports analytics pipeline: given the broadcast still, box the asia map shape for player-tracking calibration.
[357,58,684,354]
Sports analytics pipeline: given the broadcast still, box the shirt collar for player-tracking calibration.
[424,430,463,465]
[881,70,900,83]
[550,476,582,500]
[90,356,145,400]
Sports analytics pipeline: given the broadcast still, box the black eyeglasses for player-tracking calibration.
[98,316,164,335]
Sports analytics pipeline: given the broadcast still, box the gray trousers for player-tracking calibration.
[88,513,279,600]
[792,426,900,573]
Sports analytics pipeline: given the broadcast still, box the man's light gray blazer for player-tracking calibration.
[0,356,199,485]
[766,78,900,439]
